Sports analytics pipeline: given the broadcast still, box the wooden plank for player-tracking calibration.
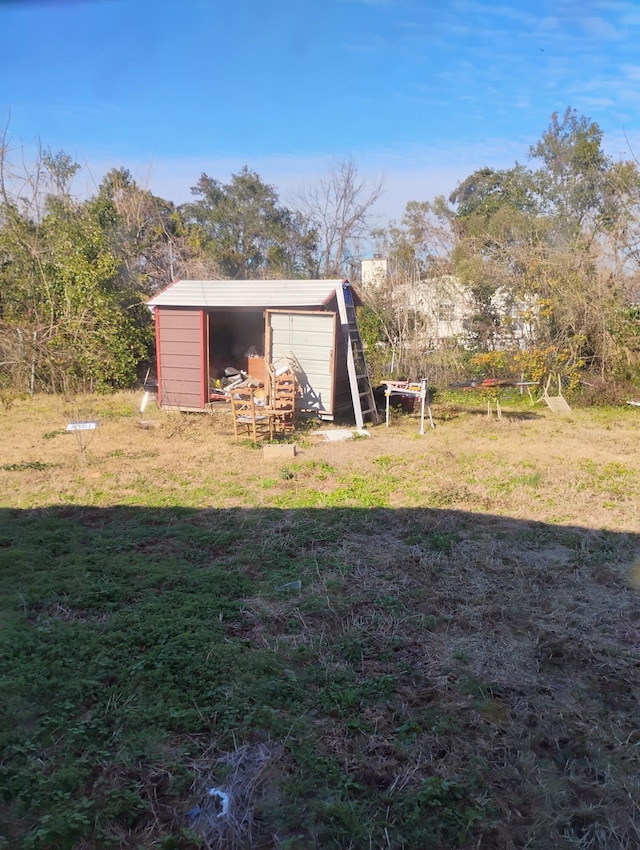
[155,328,203,346]
[159,367,202,382]
[545,396,572,413]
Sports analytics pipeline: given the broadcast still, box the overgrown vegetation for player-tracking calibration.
[2,108,639,404]
[367,108,640,388]
[1,393,639,849]
[0,142,380,399]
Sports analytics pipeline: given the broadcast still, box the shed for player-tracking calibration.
[147,279,362,419]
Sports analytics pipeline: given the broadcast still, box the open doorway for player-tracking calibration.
[207,310,266,388]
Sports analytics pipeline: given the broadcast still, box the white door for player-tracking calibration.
[267,311,336,413]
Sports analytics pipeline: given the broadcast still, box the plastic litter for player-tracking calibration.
[186,806,201,819]
[208,788,230,818]
[275,580,302,591]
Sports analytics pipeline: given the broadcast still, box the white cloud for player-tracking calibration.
[449,1,535,26]
[580,15,622,38]
[579,96,617,109]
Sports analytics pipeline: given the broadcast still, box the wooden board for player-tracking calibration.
[545,396,572,413]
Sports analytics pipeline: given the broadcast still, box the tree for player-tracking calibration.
[89,167,202,294]
[449,165,538,222]
[447,108,640,382]
[372,199,455,281]
[363,200,466,382]
[297,158,384,278]
[0,140,155,394]
[447,166,545,349]
[42,149,81,197]
[182,166,317,279]
[529,107,610,242]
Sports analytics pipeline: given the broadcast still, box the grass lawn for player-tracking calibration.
[1,391,639,849]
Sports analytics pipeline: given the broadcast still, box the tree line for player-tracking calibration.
[1,107,639,400]
[365,108,640,394]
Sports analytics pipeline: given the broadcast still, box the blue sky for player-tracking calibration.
[2,0,640,221]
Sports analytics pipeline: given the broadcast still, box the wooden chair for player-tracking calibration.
[269,370,298,434]
[230,386,274,442]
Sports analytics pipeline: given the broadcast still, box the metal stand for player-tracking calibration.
[384,379,435,434]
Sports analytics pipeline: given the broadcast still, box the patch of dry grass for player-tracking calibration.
[2,391,639,528]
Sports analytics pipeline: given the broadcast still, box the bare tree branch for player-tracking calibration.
[297,158,384,278]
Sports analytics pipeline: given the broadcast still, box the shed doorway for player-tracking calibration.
[207,310,267,387]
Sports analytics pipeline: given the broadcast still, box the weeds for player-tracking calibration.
[0,461,56,472]
[42,429,66,440]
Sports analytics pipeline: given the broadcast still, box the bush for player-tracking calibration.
[576,376,640,407]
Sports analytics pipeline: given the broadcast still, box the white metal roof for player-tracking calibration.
[147,279,346,309]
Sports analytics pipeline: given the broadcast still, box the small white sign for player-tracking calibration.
[66,421,98,432]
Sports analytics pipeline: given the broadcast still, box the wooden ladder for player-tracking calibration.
[336,281,379,429]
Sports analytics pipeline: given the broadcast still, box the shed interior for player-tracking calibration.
[208,310,265,373]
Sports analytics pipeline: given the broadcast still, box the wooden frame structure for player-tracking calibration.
[230,386,274,442]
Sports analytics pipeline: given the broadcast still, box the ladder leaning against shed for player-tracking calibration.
[335,281,379,429]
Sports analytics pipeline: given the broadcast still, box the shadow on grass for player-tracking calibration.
[1,505,639,850]
[498,411,547,421]
[448,403,547,419]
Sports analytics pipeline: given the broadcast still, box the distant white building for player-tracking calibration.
[361,256,389,290]
[489,289,537,348]
[393,274,476,346]
[359,257,536,349]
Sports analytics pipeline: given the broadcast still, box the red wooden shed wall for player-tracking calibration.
[156,308,206,409]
